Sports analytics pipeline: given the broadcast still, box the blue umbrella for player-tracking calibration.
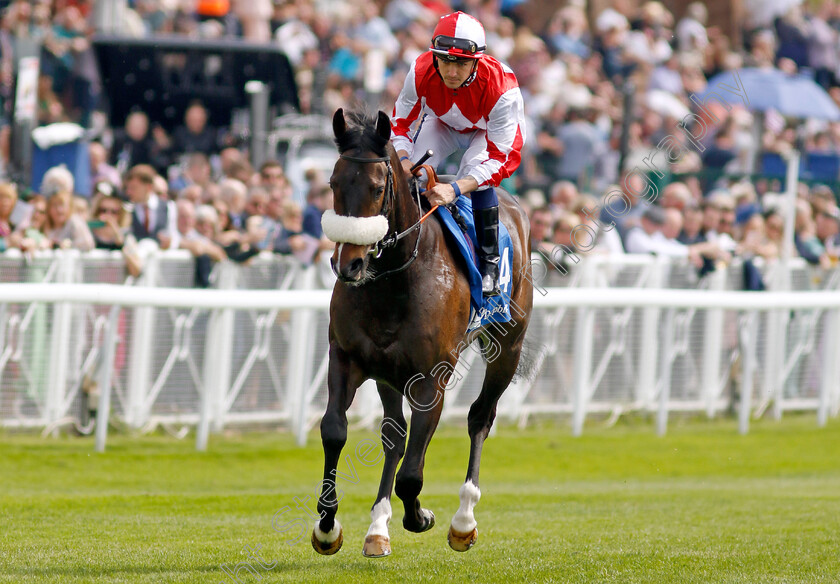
[701,67,840,121]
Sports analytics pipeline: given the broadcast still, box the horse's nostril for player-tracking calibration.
[344,258,364,278]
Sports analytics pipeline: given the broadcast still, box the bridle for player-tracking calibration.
[335,152,429,282]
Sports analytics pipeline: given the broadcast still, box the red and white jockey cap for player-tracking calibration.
[430,11,486,61]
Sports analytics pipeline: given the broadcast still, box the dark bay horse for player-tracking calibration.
[311,109,533,557]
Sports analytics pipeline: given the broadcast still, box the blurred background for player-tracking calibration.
[1,0,839,447]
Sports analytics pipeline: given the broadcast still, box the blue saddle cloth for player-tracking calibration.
[433,195,514,333]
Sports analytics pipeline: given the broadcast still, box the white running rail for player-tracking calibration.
[1,250,838,451]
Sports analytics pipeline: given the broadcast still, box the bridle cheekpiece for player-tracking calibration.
[326,152,426,282]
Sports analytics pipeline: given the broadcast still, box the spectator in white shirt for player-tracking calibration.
[625,205,687,257]
[176,199,226,261]
[675,2,709,55]
[625,206,723,266]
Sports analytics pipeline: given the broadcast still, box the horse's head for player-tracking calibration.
[323,108,397,285]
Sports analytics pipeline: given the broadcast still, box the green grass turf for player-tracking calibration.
[1,415,839,584]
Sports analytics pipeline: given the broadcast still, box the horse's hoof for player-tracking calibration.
[403,509,435,533]
[311,525,343,555]
[447,526,477,552]
[422,509,435,532]
[362,535,391,557]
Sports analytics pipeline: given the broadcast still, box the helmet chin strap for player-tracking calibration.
[461,60,479,87]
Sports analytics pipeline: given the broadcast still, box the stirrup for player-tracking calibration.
[481,273,501,297]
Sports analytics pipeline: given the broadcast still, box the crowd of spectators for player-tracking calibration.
[1,0,840,289]
[0,143,333,286]
[527,177,840,290]
[507,0,840,286]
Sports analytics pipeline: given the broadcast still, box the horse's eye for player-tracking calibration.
[375,186,385,198]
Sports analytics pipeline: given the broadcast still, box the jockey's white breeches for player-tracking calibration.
[410,115,491,185]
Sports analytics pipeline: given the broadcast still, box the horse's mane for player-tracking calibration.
[335,110,390,157]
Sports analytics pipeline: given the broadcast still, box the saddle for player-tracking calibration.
[411,166,513,333]
[435,174,471,234]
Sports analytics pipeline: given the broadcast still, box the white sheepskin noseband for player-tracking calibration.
[321,210,389,245]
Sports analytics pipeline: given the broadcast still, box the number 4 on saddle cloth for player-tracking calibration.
[434,194,514,333]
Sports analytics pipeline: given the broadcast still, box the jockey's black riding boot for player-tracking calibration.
[476,205,501,297]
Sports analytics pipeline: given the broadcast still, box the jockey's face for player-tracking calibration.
[436,56,475,89]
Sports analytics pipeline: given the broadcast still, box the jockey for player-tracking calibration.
[391,11,526,296]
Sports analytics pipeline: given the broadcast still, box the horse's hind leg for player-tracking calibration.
[362,384,407,558]
[312,344,363,555]
[395,377,443,534]
[448,329,525,552]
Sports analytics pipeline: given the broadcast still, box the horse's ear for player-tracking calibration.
[333,108,346,139]
[376,111,391,142]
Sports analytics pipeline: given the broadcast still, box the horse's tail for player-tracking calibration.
[512,338,541,382]
[473,332,540,383]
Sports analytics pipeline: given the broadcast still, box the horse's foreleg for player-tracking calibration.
[449,334,523,552]
[312,344,362,555]
[361,384,406,558]
[395,378,442,534]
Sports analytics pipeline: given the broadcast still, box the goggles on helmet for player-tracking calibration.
[431,35,485,59]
